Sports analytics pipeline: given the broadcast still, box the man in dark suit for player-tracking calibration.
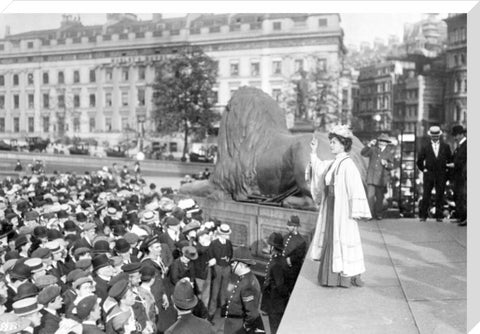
[417,126,452,222]
[37,285,63,334]
[448,125,467,226]
[282,215,306,295]
[76,295,105,334]
[361,133,395,220]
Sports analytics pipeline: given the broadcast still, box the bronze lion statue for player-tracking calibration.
[179,86,367,210]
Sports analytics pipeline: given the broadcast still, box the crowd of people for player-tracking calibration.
[0,162,307,334]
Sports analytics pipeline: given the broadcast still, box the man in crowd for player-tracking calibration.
[449,125,467,226]
[361,133,395,220]
[282,215,306,294]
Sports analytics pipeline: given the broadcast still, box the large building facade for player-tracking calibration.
[0,13,345,144]
[443,13,467,128]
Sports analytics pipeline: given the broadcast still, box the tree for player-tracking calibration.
[152,47,219,161]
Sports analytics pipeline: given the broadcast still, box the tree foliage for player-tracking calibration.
[152,47,219,157]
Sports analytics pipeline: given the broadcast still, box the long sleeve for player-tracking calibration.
[310,152,333,206]
[344,160,371,219]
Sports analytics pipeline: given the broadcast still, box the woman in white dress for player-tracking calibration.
[309,125,371,288]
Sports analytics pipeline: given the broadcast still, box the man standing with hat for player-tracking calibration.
[223,246,264,334]
[37,285,63,334]
[361,133,395,220]
[282,215,306,295]
[207,223,233,322]
[261,233,289,334]
[417,125,452,222]
[12,297,44,333]
[449,125,467,226]
[75,295,104,334]
[165,278,215,334]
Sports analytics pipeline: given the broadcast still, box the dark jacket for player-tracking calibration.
[169,257,195,286]
[282,233,306,291]
[83,324,106,334]
[261,254,290,315]
[416,140,452,178]
[361,145,395,186]
[208,239,233,267]
[453,139,467,182]
[38,309,61,334]
[165,313,215,334]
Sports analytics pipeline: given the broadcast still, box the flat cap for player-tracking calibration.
[121,262,141,274]
[37,285,61,305]
[31,247,51,259]
[108,279,129,301]
[75,259,92,270]
[76,295,99,320]
[34,275,58,289]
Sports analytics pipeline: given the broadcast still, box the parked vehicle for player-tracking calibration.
[26,137,50,152]
[0,139,13,151]
[189,143,217,163]
[89,145,107,158]
[106,145,127,158]
[69,142,90,155]
[45,142,70,155]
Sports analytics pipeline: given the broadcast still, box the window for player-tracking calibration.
[272,60,282,75]
[13,95,19,109]
[0,44,4,51]
[43,94,49,109]
[106,92,112,107]
[464,79,467,93]
[211,90,218,104]
[317,59,327,72]
[122,68,129,81]
[89,69,96,83]
[13,74,19,86]
[272,89,281,102]
[342,89,349,106]
[0,118,4,132]
[460,53,466,66]
[28,117,34,132]
[122,117,129,130]
[250,61,260,77]
[105,117,112,131]
[169,142,178,152]
[58,71,64,84]
[73,118,80,133]
[121,92,128,106]
[454,54,458,66]
[0,75,4,86]
[0,95,4,109]
[138,66,146,80]
[318,18,328,27]
[138,89,145,106]
[27,73,34,85]
[294,59,304,72]
[58,95,65,108]
[106,69,113,81]
[89,94,96,107]
[89,117,95,132]
[230,62,239,76]
[28,94,34,109]
[13,117,19,132]
[73,70,80,83]
[27,41,34,49]
[43,72,49,84]
[273,22,282,30]
[43,117,49,133]
[74,94,80,108]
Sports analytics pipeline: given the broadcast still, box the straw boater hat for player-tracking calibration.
[217,223,231,235]
[427,125,443,136]
[12,297,43,316]
[0,313,31,334]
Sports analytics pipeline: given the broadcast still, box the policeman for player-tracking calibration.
[222,247,265,334]
[261,233,289,334]
[282,215,307,294]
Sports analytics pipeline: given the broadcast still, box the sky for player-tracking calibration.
[0,12,448,47]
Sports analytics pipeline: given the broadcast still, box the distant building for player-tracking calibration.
[443,13,467,128]
[353,60,415,139]
[403,14,447,58]
[0,13,345,144]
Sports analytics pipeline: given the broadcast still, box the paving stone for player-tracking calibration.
[409,299,466,334]
[387,241,466,266]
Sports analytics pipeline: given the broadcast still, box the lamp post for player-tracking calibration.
[373,113,382,135]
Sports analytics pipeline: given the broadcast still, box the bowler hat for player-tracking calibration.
[13,282,39,302]
[47,229,64,241]
[33,226,47,239]
[164,216,180,227]
[122,262,141,274]
[92,254,112,272]
[76,295,99,321]
[14,235,29,249]
[267,232,284,251]
[93,240,111,255]
[76,212,88,223]
[64,220,78,232]
[287,215,300,227]
[231,246,256,265]
[140,266,156,281]
[57,210,69,219]
[427,125,443,136]
[452,125,466,136]
[172,278,198,310]
[114,239,130,254]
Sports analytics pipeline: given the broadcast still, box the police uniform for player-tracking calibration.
[223,271,264,334]
[282,232,306,293]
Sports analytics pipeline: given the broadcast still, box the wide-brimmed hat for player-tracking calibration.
[267,232,284,251]
[451,125,466,136]
[427,125,443,136]
[377,133,391,143]
[182,246,199,260]
[172,278,198,310]
[217,223,231,235]
[0,313,32,334]
[231,246,256,265]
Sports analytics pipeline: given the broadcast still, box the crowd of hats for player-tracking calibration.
[0,165,241,331]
